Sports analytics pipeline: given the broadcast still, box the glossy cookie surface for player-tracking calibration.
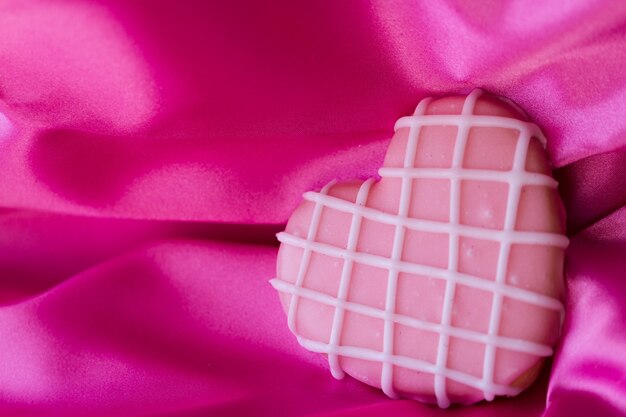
[271,90,568,407]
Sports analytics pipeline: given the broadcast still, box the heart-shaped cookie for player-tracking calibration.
[271,89,568,407]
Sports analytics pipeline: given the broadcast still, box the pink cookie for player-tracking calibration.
[271,90,568,407]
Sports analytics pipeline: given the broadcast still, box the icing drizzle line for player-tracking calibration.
[271,89,568,408]
[432,91,475,407]
[327,178,374,379]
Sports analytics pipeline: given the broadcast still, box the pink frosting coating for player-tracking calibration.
[273,90,567,407]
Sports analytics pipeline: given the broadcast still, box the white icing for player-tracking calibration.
[327,178,374,379]
[274,89,568,407]
[290,337,522,397]
[271,279,554,356]
[286,180,336,335]
[381,97,432,399]
[276,233,564,311]
[300,193,569,248]
[394,114,547,148]
[481,105,533,401]
[378,167,557,187]
[433,90,478,407]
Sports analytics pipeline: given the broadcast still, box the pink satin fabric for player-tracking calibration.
[0,1,625,415]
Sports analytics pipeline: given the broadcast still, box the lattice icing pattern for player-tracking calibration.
[271,89,568,407]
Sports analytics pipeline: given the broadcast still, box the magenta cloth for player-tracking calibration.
[0,1,625,416]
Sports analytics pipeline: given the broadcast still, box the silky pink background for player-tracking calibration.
[0,1,625,416]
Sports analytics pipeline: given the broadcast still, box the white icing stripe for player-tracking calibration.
[378,167,557,188]
[433,89,481,407]
[301,193,569,248]
[394,114,547,148]
[327,179,374,379]
[286,181,335,334]
[277,233,565,313]
[294,336,522,397]
[271,279,554,357]
[380,97,432,399]
[481,128,532,401]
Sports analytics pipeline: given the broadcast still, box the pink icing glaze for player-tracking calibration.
[272,90,567,407]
